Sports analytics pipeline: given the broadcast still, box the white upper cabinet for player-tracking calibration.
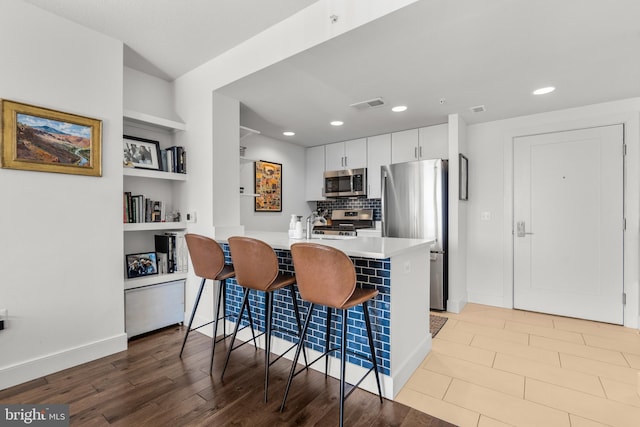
[392,124,448,163]
[305,145,325,201]
[366,134,391,199]
[419,124,448,160]
[325,138,367,170]
[391,128,420,163]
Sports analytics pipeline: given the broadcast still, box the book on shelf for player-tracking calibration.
[154,232,188,274]
[159,146,186,173]
[123,192,167,223]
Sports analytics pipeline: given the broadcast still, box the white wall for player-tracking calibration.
[447,114,468,313]
[124,67,181,122]
[466,98,640,328]
[0,0,126,389]
[240,134,310,231]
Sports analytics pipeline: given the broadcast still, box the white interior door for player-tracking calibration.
[513,125,624,324]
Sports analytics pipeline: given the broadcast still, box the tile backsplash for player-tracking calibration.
[315,198,381,221]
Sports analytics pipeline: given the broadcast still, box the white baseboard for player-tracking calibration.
[446,297,467,314]
[0,333,127,391]
[389,334,431,398]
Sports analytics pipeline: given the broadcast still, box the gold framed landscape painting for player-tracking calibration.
[254,160,282,212]
[1,99,102,176]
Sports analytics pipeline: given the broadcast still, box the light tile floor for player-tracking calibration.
[396,303,640,427]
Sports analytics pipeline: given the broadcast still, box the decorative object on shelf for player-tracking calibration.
[125,252,159,279]
[123,135,161,171]
[459,153,468,201]
[254,160,282,212]
[239,145,246,157]
[1,99,102,176]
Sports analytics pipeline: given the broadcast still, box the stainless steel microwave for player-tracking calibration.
[323,168,367,198]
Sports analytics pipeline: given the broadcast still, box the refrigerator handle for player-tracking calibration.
[381,171,388,237]
[433,163,439,246]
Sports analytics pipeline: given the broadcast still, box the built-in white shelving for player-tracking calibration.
[123,222,187,232]
[124,167,187,181]
[124,109,186,132]
[123,110,188,337]
[124,272,188,291]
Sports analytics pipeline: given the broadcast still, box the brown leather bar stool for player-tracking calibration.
[281,242,383,427]
[222,236,307,403]
[181,233,257,374]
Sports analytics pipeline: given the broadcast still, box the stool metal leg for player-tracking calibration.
[264,291,273,403]
[209,278,226,374]
[288,284,309,369]
[325,306,332,378]
[339,308,348,427]
[179,277,206,358]
[280,303,315,412]
[362,300,383,402]
[221,287,250,380]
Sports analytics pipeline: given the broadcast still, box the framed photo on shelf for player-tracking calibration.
[254,160,282,212]
[125,252,159,279]
[459,153,469,201]
[1,99,102,176]
[123,135,161,170]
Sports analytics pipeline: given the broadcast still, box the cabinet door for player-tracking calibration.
[391,128,419,163]
[419,124,448,159]
[344,138,367,169]
[325,141,345,171]
[125,280,185,338]
[305,145,325,201]
[366,134,391,198]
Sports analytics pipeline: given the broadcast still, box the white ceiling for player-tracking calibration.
[21,0,640,147]
[21,0,319,81]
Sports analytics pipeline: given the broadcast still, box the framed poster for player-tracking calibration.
[1,99,102,176]
[254,160,282,212]
[459,153,468,201]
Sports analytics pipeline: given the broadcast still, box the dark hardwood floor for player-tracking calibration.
[0,326,453,426]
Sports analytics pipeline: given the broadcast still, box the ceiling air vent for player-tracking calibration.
[470,105,486,113]
[350,97,385,110]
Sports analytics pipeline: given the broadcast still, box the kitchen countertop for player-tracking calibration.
[216,231,433,259]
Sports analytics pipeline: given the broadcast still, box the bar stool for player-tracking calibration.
[281,242,383,427]
[222,236,307,403]
[181,233,257,374]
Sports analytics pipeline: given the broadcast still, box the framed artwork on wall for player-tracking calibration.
[254,160,282,212]
[1,99,102,176]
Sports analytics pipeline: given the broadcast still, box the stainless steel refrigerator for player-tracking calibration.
[381,159,448,310]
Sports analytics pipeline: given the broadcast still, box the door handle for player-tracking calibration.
[516,221,534,237]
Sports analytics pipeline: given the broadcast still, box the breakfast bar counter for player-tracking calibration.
[216,231,433,399]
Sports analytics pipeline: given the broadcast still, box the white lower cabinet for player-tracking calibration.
[125,280,185,338]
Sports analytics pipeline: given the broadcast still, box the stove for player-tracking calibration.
[312,209,374,236]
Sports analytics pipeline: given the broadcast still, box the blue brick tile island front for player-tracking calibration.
[215,231,432,399]
[222,244,392,375]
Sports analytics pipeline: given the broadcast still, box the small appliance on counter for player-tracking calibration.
[289,215,303,239]
[311,209,374,237]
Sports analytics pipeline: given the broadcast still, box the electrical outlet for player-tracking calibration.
[186,211,197,223]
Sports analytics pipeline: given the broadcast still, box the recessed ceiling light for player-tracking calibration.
[392,105,407,112]
[283,131,295,136]
[330,121,344,126]
[533,86,555,95]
